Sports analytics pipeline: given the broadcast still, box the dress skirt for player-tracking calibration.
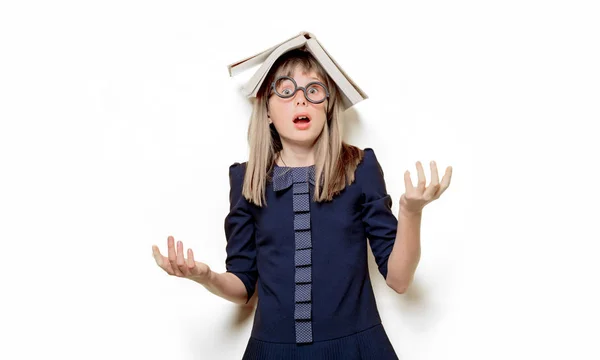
[241,323,398,360]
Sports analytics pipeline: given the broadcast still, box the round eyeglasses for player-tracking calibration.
[270,76,330,104]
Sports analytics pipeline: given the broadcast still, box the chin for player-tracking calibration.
[282,132,318,144]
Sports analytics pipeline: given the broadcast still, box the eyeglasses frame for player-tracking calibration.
[270,76,330,104]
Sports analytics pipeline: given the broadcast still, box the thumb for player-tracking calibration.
[152,245,163,266]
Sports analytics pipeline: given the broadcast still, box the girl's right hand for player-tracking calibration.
[152,235,212,284]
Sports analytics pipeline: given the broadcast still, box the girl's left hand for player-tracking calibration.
[400,160,452,215]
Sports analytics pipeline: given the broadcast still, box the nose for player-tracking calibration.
[294,89,307,106]
[295,90,306,105]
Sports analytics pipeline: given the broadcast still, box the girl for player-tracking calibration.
[152,47,452,359]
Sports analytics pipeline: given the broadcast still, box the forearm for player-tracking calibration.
[191,270,250,305]
[386,208,422,293]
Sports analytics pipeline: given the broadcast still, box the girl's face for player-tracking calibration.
[267,66,328,147]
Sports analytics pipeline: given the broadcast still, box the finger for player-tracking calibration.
[153,245,175,275]
[187,248,197,274]
[436,166,453,197]
[429,161,440,186]
[168,236,183,276]
[443,166,453,187]
[152,245,163,267]
[415,161,426,192]
[404,170,414,193]
[167,236,176,262]
[423,161,441,200]
[177,241,190,276]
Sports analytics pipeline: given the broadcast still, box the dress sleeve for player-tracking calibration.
[224,162,258,304]
[359,148,398,280]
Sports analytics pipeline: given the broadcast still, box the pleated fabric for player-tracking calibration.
[272,165,316,344]
[241,323,398,360]
[292,166,313,344]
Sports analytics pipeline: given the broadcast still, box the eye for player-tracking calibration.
[282,89,292,95]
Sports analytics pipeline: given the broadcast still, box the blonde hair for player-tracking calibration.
[241,48,364,207]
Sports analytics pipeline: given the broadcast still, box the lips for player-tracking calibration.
[292,113,311,123]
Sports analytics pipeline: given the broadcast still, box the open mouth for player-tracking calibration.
[293,115,311,124]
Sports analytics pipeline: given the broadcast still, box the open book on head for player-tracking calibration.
[227,31,368,111]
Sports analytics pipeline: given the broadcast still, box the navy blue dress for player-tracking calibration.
[224,148,399,359]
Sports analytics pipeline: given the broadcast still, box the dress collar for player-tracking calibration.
[272,165,316,191]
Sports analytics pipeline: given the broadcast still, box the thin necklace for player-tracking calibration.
[278,152,315,168]
[279,153,288,168]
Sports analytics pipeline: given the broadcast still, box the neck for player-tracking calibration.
[277,144,315,167]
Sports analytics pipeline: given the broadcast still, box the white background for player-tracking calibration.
[1,0,599,359]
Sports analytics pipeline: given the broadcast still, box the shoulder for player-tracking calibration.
[360,147,378,164]
[356,147,382,174]
[228,161,248,180]
[353,147,386,190]
[227,161,248,197]
[227,161,250,208]
[341,145,379,169]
